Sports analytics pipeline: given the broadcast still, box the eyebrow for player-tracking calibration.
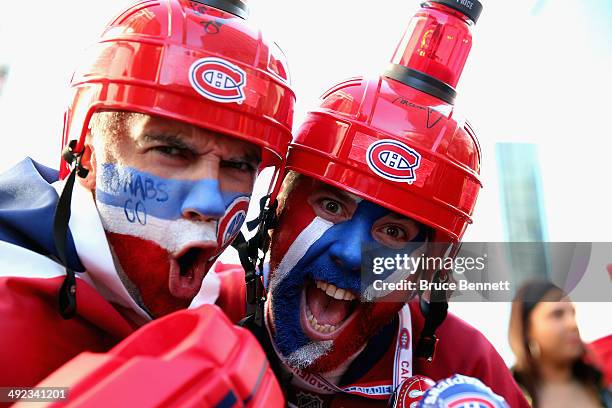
[318,184,357,203]
[143,133,262,164]
[230,151,262,166]
[141,133,197,152]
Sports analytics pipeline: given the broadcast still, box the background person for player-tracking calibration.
[509,280,611,407]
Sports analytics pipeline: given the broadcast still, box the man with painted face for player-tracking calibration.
[240,1,530,406]
[0,0,294,392]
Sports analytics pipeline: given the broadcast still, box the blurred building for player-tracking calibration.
[496,143,549,283]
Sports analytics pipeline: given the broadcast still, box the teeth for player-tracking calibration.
[307,281,358,334]
[343,291,356,301]
[305,303,338,334]
[315,280,356,301]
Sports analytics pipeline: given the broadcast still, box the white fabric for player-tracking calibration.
[189,268,221,309]
[0,240,67,279]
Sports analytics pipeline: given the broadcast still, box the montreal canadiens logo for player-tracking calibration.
[189,57,247,104]
[366,139,421,184]
[447,395,498,408]
[399,328,410,349]
[217,196,250,248]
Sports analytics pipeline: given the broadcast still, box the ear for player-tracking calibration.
[77,143,97,191]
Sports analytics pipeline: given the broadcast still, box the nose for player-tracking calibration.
[328,220,371,272]
[181,179,226,222]
[566,312,579,332]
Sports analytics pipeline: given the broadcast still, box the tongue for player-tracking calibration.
[307,284,352,326]
[170,249,210,299]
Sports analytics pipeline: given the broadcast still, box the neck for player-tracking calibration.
[538,358,573,383]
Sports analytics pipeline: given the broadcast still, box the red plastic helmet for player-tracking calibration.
[285,0,482,243]
[60,0,295,189]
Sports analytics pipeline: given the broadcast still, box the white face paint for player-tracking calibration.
[95,162,249,256]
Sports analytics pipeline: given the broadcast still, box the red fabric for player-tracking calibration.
[589,334,612,386]
[206,264,530,407]
[0,276,135,388]
[0,263,244,392]
[213,261,247,324]
[36,305,285,407]
[287,301,529,407]
[408,301,529,408]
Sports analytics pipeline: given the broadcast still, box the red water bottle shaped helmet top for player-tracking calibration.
[286,0,483,244]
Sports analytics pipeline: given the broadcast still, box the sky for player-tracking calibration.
[0,0,610,365]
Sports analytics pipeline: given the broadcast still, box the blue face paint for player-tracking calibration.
[95,162,251,255]
[271,201,426,359]
[96,163,246,223]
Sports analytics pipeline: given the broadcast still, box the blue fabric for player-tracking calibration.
[0,158,85,272]
[213,390,238,408]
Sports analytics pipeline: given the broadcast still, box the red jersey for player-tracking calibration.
[215,264,530,408]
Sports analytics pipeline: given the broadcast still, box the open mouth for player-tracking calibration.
[168,246,215,299]
[300,279,359,340]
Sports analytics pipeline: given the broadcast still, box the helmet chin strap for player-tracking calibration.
[53,140,90,319]
[414,238,465,361]
[232,194,278,328]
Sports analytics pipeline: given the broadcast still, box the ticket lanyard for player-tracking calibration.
[266,303,413,398]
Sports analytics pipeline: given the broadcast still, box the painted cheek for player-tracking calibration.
[270,187,319,270]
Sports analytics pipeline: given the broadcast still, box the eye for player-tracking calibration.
[152,145,192,160]
[372,218,421,249]
[551,308,565,319]
[382,225,406,239]
[307,188,356,223]
[310,196,350,222]
[322,199,342,215]
[221,160,256,173]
